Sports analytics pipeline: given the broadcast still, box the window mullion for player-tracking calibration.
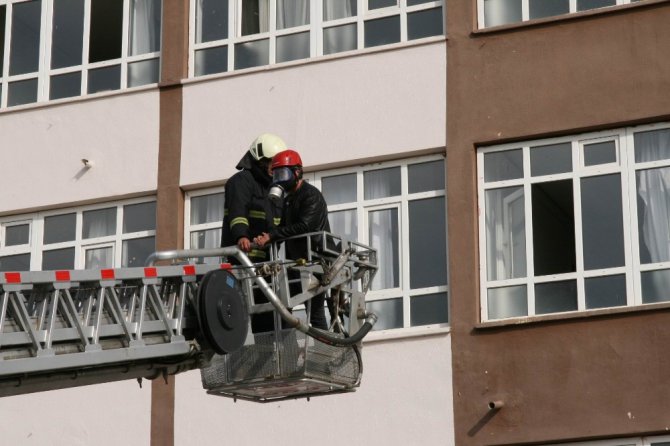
[1,2,12,108]
[523,146,536,316]
[115,205,123,267]
[188,0,196,78]
[120,0,130,89]
[623,129,642,306]
[572,141,586,311]
[82,0,91,94]
[38,0,51,103]
[400,164,410,327]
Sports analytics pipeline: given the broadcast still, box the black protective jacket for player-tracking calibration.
[269,181,330,260]
[221,153,280,261]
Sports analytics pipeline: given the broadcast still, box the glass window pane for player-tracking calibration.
[485,187,526,281]
[89,0,123,63]
[83,207,116,239]
[410,197,447,289]
[277,0,309,30]
[123,202,156,233]
[529,0,569,19]
[584,141,616,166]
[6,224,30,246]
[408,7,443,40]
[123,236,155,267]
[129,0,161,55]
[484,0,522,27]
[641,269,670,304]
[364,167,400,199]
[535,280,577,315]
[0,6,5,75]
[190,229,221,249]
[322,174,356,205]
[87,65,121,94]
[9,0,41,75]
[234,39,269,70]
[276,32,309,63]
[191,193,225,225]
[577,0,616,11]
[487,285,527,319]
[50,72,81,100]
[8,79,38,107]
[581,174,624,270]
[323,0,356,20]
[51,0,85,69]
[637,167,670,264]
[369,0,396,9]
[128,58,159,87]
[195,46,228,76]
[364,15,400,48]
[366,298,402,330]
[484,149,523,182]
[411,292,448,326]
[409,160,445,193]
[408,0,433,5]
[328,210,357,241]
[0,254,31,272]
[634,128,670,163]
[241,0,269,36]
[44,213,76,244]
[532,180,575,276]
[369,208,399,290]
[85,246,113,269]
[530,142,572,177]
[585,275,626,309]
[323,23,357,55]
[197,0,228,43]
[42,247,75,270]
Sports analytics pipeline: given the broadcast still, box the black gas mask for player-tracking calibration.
[268,167,298,205]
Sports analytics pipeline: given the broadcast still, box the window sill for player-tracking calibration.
[471,0,670,35]
[363,323,450,344]
[476,301,670,329]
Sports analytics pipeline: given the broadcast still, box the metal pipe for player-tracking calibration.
[488,400,504,410]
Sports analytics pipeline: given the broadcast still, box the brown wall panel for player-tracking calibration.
[447,2,670,444]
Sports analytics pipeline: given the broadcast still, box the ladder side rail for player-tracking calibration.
[60,288,91,350]
[146,283,176,341]
[0,292,8,350]
[134,284,149,345]
[91,287,106,346]
[43,289,60,351]
[103,286,135,344]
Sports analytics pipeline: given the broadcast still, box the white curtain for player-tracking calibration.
[485,187,526,281]
[323,0,354,21]
[242,0,269,35]
[84,208,116,239]
[483,0,521,27]
[191,193,225,225]
[85,247,113,269]
[130,0,161,55]
[276,0,309,29]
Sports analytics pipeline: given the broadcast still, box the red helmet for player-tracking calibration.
[271,149,303,170]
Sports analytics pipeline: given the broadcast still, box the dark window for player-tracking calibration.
[408,7,443,40]
[0,6,6,75]
[411,293,448,326]
[88,65,121,93]
[89,0,124,63]
[364,15,400,48]
[50,72,81,100]
[8,79,38,107]
[51,0,85,69]
[197,0,229,42]
[195,46,228,76]
[44,213,76,244]
[9,0,42,75]
[42,248,75,271]
[409,197,447,289]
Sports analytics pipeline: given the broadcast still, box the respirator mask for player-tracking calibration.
[268,167,297,205]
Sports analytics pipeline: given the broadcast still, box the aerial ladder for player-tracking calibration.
[0,232,378,402]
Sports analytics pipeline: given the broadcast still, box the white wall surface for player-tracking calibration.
[176,333,454,446]
[181,42,446,186]
[0,91,160,214]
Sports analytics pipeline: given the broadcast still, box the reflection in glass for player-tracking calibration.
[369,209,399,290]
[532,180,575,276]
[0,254,31,272]
[641,269,670,304]
[410,198,447,289]
[535,280,577,314]
[277,0,309,29]
[42,248,75,270]
[637,166,670,264]
[196,0,228,43]
[83,208,116,239]
[44,213,76,244]
[89,0,123,63]
[323,24,357,55]
[6,225,30,246]
[10,0,42,75]
[366,299,402,330]
[364,15,400,48]
[241,0,269,36]
[191,193,225,225]
[191,230,221,264]
[328,210,357,242]
[584,141,617,166]
[409,160,445,193]
[364,167,401,199]
[322,174,356,205]
[129,0,161,55]
[408,7,443,40]
[8,79,38,107]
[128,58,160,87]
[123,236,155,267]
[577,0,616,11]
[235,39,269,70]
[411,293,448,326]
[123,202,156,233]
[484,149,523,182]
[50,72,82,100]
[581,174,624,270]
[85,246,113,269]
[88,65,121,94]
[51,0,85,69]
[585,275,626,309]
[484,0,521,27]
[634,128,670,163]
[485,187,526,281]
[195,46,228,76]
[487,285,527,319]
[529,0,569,19]
[530,142,572,176]
[276,32,309,63]
[323,0,356,20]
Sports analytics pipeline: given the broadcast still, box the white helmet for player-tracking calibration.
[249,133,287,161]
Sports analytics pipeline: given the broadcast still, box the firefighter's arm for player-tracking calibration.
[269,192,322,241]
[225,176,253,244]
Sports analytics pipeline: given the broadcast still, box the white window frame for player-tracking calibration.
[0,0,161,110]
[478,122,670,322]
[188,0,444,77]
[555,434,670,446]
[183,186,225,250]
